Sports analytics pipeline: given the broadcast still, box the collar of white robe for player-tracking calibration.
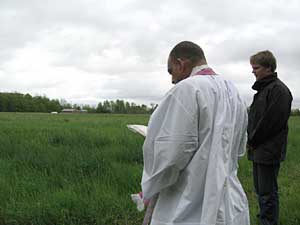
[190,64,217,76]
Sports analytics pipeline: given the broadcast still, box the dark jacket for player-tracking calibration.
[247,73,293,164]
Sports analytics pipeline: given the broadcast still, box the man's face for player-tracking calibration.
[167,56,190,84]
[251,63,272,81]
[168,56,180,84]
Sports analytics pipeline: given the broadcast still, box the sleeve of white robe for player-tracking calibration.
[141,83,199,200]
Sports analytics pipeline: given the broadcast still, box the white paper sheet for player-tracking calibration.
[127,124,147,137]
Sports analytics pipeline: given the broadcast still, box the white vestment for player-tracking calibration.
[142,65,250,225]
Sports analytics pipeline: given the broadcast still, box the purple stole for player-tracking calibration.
[194,67,217,76]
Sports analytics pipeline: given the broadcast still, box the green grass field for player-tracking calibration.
[0,113,299,225]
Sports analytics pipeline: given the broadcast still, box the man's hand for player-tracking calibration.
[139,192,150,206]
[247,144,255,151]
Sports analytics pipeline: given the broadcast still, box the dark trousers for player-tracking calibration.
[253,162,280,225]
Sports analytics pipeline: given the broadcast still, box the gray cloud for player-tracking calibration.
[0,0,299,108]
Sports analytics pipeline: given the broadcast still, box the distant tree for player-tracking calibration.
[96,102,104,113]
[73,104,81,110]
[23,94,34,111]
[0,92,156,114]
[82,105,96,113]
[47,99,62,112]
[291,108,300,116]
[0,94,8,111]
[60,99,72,109]
[125,101,131,113]
[103,100,112,113]
[0,92,63,112]
[7,99,15,112]
[115,99,126,113]
[95,99,152,114]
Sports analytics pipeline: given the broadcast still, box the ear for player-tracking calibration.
[266,66,272,73]
[176,58,186,72]
[177,58,193,74]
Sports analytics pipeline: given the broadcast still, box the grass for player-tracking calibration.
[238,116,300,225]
[0,112,299,225]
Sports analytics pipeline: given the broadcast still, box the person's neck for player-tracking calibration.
[195,60,206,66]
[256,72,275,81]
[190,63,209,76]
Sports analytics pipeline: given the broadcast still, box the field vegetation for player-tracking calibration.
[0,113,299,225]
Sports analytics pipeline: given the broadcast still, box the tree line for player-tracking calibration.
[0,93,62,112]
[95,100,156,114]
[0,92,156,114]
[1,92,299,116]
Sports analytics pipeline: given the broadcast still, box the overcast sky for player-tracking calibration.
[0,0,299,108]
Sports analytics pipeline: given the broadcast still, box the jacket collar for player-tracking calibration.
[252,73,278,91]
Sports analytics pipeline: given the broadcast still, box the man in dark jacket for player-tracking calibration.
[247,50,293,225]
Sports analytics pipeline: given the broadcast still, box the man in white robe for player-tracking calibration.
[141,41,250,225]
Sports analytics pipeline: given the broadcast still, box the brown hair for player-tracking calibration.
[169,41,206,65]
[250,50,277,72]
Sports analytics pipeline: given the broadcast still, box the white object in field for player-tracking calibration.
[130,194,145,211]
[127,124,147,137]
